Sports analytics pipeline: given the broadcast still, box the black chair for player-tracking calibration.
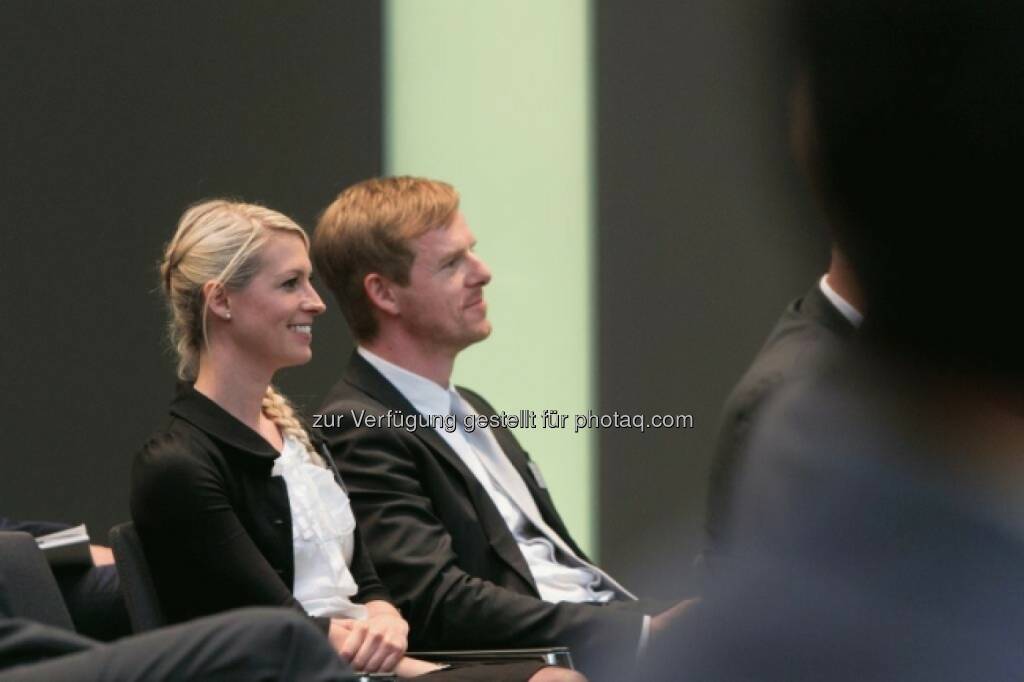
[0,531,75,630]
[108,522,166,633]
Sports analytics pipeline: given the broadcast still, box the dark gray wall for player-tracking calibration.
[596,1,829,597]
[0,1,377,537]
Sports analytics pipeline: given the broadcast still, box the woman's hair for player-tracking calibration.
[160,198,324,466]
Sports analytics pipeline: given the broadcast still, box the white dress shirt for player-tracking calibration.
[272,435,368,620]
[819,275,863,327]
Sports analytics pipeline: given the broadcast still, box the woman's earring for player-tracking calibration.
[224,312,232,320]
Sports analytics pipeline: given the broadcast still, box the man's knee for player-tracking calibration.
[211,608,347,678]
[214,607,322,648]
[227,607,317,631]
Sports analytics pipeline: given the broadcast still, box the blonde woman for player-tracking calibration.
[132,200,574,681]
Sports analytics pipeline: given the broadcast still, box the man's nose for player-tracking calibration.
[468,252,492,286]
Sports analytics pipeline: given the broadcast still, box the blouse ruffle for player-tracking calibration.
[272,436,368,620]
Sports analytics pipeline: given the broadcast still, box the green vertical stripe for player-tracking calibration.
[384,0,596,553]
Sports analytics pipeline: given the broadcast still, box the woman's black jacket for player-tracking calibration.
[131,384,390,632]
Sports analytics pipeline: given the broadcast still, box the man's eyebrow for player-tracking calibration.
[438,245,467,263]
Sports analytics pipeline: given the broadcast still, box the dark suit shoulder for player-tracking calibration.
[320,373,370,411]
[318,389,427,490]
[320,386,393,420]
[719,285,854,430]
[703,288,853,563]
[319,373,420,423]
[724,312,844,422]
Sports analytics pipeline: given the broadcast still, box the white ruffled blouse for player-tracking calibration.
[271,435,368,620]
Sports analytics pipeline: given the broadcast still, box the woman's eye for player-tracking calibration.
[282,278,298,290]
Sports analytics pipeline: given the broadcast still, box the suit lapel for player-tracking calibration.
[462,390,635,597]
[463,391,592,562]
[344,354,538,591]
[344,354,477,483]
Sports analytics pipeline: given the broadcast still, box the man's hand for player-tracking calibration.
[650,597,699,638]
[329,601,408,672]
[89,544,115,566]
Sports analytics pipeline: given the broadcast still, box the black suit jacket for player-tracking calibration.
[652,349,1024,681]
[702,284,856,567]
[319,353,642,675]
[131,384,389,632]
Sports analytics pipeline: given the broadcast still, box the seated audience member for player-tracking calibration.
[700,245,861,575]
[648,1,1024,679]
[0,566,350,681]
[312,177,690,682]
[1,516,129,640]
[701,61,868,570]
[132,199,574,681]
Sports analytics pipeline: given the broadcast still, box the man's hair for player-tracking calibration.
[312,176,460,341]
[794,0,1024,381]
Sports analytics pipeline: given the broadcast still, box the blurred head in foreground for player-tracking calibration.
[795,0,1024,388]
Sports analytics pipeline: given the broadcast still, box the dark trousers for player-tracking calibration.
[1,608,353,681]
[53,563,130,641]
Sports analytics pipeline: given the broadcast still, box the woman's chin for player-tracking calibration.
[274,350,315,371]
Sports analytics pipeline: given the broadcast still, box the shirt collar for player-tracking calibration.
[819,274,864,327]
[357,347,454,417]
[168,383,280,461]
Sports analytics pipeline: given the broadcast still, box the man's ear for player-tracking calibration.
[364,273,401,316]
[202,280,232,321]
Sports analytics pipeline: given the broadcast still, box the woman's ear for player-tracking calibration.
[364,273,401,316]
[202,280,232,321]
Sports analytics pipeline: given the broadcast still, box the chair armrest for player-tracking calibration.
[108,522,167,632]
[409,646,574,669]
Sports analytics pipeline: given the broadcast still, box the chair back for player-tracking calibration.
[0,531,75,630]
[108,521,167,632]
